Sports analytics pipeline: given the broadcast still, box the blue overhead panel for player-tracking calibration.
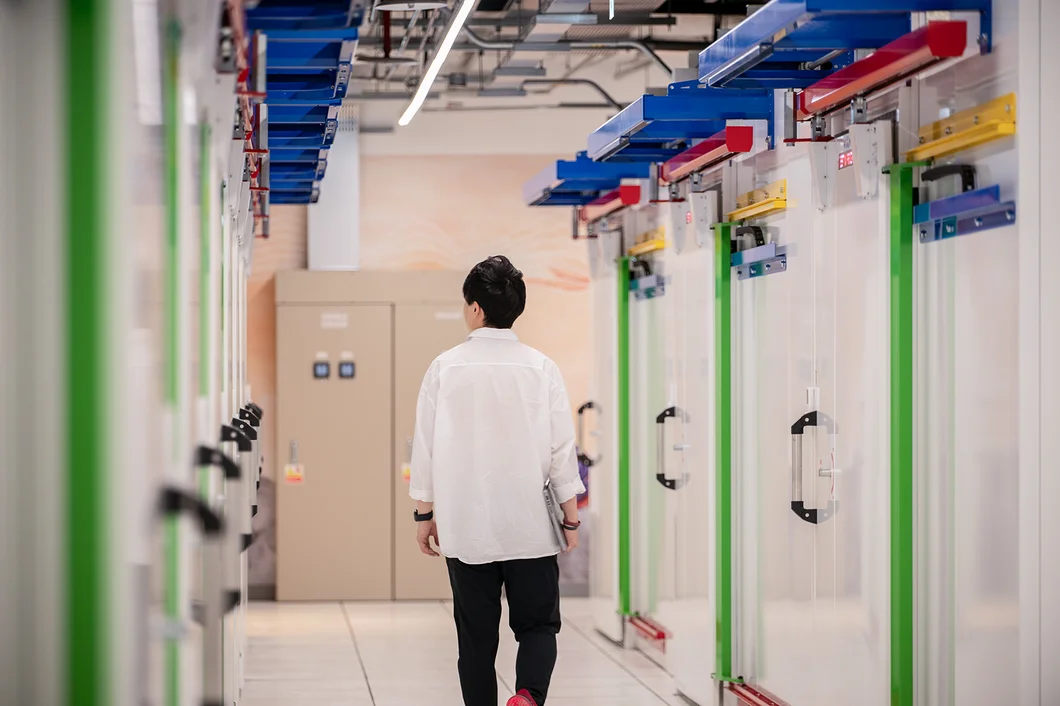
[523,152,653,207]
[246,1,363,204]
[698,0,993,89]
[587,81,773,163]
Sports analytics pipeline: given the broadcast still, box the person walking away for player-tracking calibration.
[408,256,585,706]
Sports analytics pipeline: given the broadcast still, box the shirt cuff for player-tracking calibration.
[409,487,434,502]
[551,478,586,505]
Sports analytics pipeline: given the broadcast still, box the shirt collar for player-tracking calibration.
[468,327,519,342]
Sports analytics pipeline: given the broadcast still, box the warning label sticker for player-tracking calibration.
[284,464,304,484]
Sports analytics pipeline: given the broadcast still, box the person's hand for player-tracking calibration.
[417,520,439,557]
[563,527,579,554]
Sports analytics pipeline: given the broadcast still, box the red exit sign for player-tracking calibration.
[838,150,854,170]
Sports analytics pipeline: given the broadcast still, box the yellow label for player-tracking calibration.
[401,463,411,483]
[284,464,304,484]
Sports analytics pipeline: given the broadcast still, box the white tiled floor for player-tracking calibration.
[242,598,680,706]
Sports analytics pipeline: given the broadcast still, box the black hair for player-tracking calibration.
[462,256,526,329]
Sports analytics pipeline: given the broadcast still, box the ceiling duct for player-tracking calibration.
[493,62,548,78]
[374,0,446,9]
[462,27,672,79]
[481,0,592,87]
[337,102,360,132]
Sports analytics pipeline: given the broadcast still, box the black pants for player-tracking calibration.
[446,556,561,706]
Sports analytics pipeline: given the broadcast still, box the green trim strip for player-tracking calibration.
[163,19,182,706]
[886,162,923,706]
[714,223,733,681]
[617,257,631,616]
[67,1,109,703]
[199,122,211,500]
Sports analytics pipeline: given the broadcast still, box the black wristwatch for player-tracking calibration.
[413,509,434,522]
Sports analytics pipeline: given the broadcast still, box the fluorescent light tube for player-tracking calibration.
[398,0,475,126]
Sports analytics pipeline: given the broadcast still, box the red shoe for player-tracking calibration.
[506,690,537,706]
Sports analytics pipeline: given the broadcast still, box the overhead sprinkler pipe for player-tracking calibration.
[382,10,392,57]
[461,27,672,79]
[399,0,476,125]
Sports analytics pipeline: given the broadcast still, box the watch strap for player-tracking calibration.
[413,509,434,522]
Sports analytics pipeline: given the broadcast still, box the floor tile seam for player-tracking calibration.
[341,601,380,706]
[565,621,672,705]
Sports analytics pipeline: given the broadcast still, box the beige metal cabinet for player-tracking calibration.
[275,303,394,600]
[394,303,465,599]
[275,271,466,601]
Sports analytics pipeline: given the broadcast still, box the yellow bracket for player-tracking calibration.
[906,92,1017,162]
[628,238,666,257]
[727,179,787,222]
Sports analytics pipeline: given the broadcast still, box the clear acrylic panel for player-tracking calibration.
[914,25,1020,704]
[663,217,718,705]
[734,151,890,706]
[629,289,667,620]
[588,240,620,630]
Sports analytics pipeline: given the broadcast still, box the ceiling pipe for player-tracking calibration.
[461,26,673,78]
[520,78,624,110]
[423,102,616,112]
[383,9,422,81]
[358,35,703,54]
[408,8,441,77]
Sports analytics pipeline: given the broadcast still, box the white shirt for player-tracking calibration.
[409,327,586,565]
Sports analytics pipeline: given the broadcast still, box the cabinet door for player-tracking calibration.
[663,235,717,706]
[393,302,467,600]
[276,304,393,600]
[629,293,667,623]
[589,257,624,642]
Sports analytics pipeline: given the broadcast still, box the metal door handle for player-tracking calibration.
[921,163,976,192]
[655,406,690,490]
[790,411,838,524]
[577,401,602,467]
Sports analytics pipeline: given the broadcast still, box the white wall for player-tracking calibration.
[361,106,617,157]
[308,125,361,270]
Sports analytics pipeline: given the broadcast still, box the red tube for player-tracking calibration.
[797,21,967,120]
[727,684,788,706]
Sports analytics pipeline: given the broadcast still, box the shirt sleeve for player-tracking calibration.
[409,362,439,502]
[547,362,587,504]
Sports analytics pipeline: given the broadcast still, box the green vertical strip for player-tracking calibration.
[714,223,733,681]
[617,257,631,616]
[218,181,226,693]
[163,18,182,706]
[220,183,226,317]
[887,163,921,706]
[199,123,211,500]
[67,0,109,703]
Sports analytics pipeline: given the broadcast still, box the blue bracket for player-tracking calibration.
[323,119,338,145]
[523,152,652,206]
[914,185,1016,243]
[731,242,789,280]
[587,81,773,162]
[630,274,667,300]
[698,0,993,89]
[246,2,361,204]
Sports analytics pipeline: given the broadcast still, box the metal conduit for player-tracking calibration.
[383,9,422,81]
[410,9,441,77]
[461,26,672,78]
[520,78,624,109]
